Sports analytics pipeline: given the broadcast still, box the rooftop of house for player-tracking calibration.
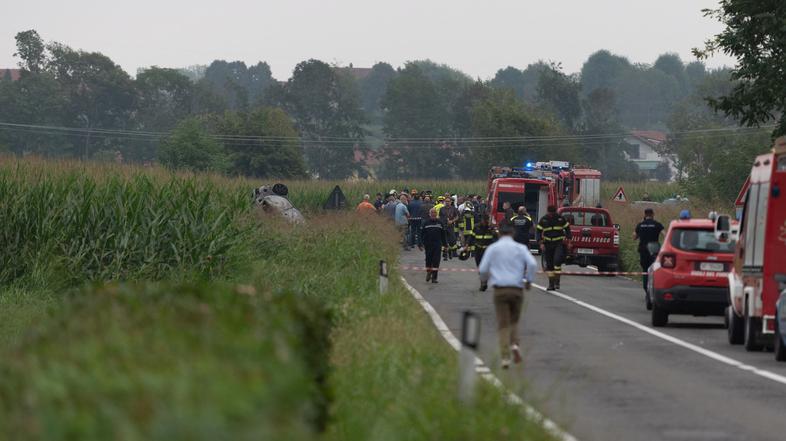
[628,130,667,146]
[1,68,21,81]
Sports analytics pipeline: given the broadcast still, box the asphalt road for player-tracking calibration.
[400,249,786,441]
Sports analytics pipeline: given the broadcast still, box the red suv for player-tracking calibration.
[646,219,736,327]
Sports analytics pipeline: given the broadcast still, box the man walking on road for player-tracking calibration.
[419,208,448,283]
[634,208,664,292]
[478,224,537,369]
[407,190,423,248]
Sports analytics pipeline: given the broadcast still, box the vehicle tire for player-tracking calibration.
[645,290,653,311]
[597,258,619,276]
[744,310,763,352]
[651,304,668,327]
[727,307,744,345]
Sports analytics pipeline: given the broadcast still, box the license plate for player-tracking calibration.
[577,248,594,255]
[700,262,724,272]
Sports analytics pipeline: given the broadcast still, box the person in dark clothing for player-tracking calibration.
[419,195,435,218]
[407,191,423,247]
[439,198,460,260]
[500,201,515,228]
[510,206,533,247]
[373,193,385,211]
[536,205,572,291]
[468,213,497,269]
[634,208,665,292]
[419,208,448,283]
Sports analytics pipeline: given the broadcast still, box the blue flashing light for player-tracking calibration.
[524,161,534,170]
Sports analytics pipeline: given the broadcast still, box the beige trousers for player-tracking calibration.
[493,287,524,358]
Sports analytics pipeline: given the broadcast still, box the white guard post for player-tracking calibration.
[459,310,480,404]
[379,260,389,294]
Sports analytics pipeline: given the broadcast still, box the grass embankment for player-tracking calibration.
[0,158,556,440]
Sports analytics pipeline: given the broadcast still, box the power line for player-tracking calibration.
[0,121,775,150]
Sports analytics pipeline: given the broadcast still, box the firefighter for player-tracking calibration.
[467,213,498,289]
[434,196,446,217]
[536,205,572,291]
[419,208,448,283]
[510,206,533,247]
[459,201,476,246]
[439,197,460,260]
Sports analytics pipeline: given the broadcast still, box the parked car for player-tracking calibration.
[558,206,620,272]
[646,218,736,327]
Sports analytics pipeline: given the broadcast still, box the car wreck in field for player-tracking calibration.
[253,184,305,224]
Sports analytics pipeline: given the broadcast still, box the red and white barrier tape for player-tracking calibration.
[400,266,645,276]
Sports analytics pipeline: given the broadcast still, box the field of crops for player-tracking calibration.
[0,157,558,440]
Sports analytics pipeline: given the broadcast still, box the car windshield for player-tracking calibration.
[670,228,735,253]
[562,210,609,227]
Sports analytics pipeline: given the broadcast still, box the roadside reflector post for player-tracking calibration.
[459,310,480,404]
[379,260,389,294]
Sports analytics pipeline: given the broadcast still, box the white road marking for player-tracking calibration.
[532,283,786,387]
[400,276,579,441]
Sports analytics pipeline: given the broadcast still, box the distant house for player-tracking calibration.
[0,68,21,81]
[623,130,676,180]
[335,64,372,81]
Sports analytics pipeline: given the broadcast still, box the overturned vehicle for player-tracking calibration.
[253,183,305,224]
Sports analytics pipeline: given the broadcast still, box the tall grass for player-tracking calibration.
[0,160,252,286]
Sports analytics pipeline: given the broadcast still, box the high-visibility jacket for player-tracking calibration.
[460,210,475,235]
[434,202,444,217]
[468,224,497,250]
[536,214,572,243]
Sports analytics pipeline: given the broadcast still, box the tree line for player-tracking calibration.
[1,16,783,198]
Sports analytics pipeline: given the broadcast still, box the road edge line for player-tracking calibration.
[532,283,786,387]
[400,276,579,441]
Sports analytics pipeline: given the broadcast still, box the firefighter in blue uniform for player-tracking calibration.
[419,208,448,283]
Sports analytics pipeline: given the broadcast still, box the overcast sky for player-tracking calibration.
[1,0,734,80]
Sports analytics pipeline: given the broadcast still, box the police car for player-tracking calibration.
[646,217,736,327]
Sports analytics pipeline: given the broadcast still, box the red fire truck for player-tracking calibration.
[716,138,786,360]
[486,162,603,226]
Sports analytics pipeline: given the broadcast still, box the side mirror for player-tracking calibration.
[714,215,731,242]
[613,223,621,231]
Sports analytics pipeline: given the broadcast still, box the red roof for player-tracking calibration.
[629,130,667,146]
[1,68,20,81]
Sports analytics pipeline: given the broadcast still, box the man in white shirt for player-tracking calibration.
[478,223,537,369]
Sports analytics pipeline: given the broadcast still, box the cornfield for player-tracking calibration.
[0,157,252,285]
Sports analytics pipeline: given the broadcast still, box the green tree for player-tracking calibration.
[135,67,194,131]
[580,50,632,95]
[359,62,397,117]
[13,30,46,73]
[490,63,549,102]
[205,108,307,178]
[664,71,769,200]
[697,1,786,135]
[536,63,582,130]
[158,118,226,172]
[272,59,366,178]
[468,89,573,177]
[579,88,642,181]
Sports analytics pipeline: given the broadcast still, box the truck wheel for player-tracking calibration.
[744,311,763,351]
[651,304,668,327]
[597,259,618,276]
[727,307,744,345]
